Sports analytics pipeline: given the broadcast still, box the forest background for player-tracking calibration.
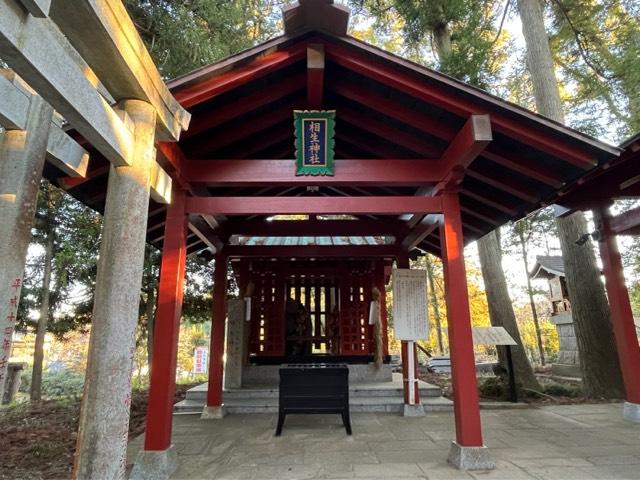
[8,0,640,400]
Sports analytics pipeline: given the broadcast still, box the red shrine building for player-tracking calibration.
[39,0,640,474]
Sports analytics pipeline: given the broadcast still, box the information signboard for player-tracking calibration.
[193,346,209,374]
[472,327,517,346]
[392,268,429,341]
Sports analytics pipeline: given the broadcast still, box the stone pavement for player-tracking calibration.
[127,403,640,479]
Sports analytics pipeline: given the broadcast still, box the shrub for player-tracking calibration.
[478,376,507,400]
[543,382,581,398]
[20,370,85,399]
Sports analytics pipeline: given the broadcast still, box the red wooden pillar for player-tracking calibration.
[143,188,188,452]
[396,255,421,406]
[593,206,640,416]
[440,191,483,447]
[205,252,228,412]
[375,261,390,357]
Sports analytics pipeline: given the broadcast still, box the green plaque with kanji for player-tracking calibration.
[294,110,335,176]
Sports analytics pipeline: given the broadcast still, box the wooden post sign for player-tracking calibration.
[472,326,519,402]
[294,110,335,176]
[392,269,429,341]
[472,327,517,347]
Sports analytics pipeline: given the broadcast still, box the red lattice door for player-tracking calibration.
[249,268,285,356]
[339,268,373,355]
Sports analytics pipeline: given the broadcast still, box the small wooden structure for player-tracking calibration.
[530,256,580,376]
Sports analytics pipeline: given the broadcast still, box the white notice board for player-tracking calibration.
[392,268,429,341]
[472,327,517,346]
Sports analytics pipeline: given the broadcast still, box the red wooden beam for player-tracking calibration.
[460,188,517,215]
[609,205,640,236]
[331,77,570,186]
[436,115,491,174]
[325,43,597,169]
[401,214,439,250]
[239,129,292,159]
[183,159,445,186]
[156,141,190,191]
[189,215,224,252]
[58,164,110,189]
[185,195,442,215]
[336,133,399,159]
[307,44,324,109]
[466,169,539,203]
[481,148,564,188]
[187,104,293,157]
[174,44,307,108]
[184,73,305,139]
[460,205,501,227]
[331,77,456,141]
[339,106,442,158]
[224,244,401,258]
[222,219,408,237]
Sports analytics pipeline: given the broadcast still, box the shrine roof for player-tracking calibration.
[530,255,565,280]
[46,1,626,259]
[233,235,388,246]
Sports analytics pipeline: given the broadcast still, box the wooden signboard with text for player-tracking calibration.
[392,268,429,341]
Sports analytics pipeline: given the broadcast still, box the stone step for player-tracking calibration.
[174,395,453,415]
[184,373,443,403]
[185,384,442,402]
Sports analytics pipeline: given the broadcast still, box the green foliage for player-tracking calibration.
[478,375,508,399]
[543,382,581,398]
[349,0,512,89]
[548,0,640,139]
[17,181,102,338]
[124,0,285,78]
[20,369,85,399]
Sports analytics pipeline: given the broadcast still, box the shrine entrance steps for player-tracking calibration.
[174,373,453,414]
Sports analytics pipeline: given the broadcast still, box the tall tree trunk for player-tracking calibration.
[432,22,452,61]
[425,254,445,354]
[478,230,541,390]
[30,202,55,402]
[517,0,624,397]
[518,229,546,365]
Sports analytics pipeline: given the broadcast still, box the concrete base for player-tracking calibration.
[447,442,495,470]
[129,445,177,480]
[201,405,226,419]
[623,401,640,423]
[403,403,426,417]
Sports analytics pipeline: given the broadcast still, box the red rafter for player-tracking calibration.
[174,44,307,108]
[466,170,539,203]
[188,104,293,157]
[307,44,324,109]
[184,73,305,138]
[325,43,596,169]
[340,106,441,158]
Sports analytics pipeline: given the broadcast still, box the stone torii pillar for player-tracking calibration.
[0,95,53,396]
[130,187,188,478]
[202,252,229,419]
[73,100,157,479]
[593,205,640,422]
[440,191,494,470]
